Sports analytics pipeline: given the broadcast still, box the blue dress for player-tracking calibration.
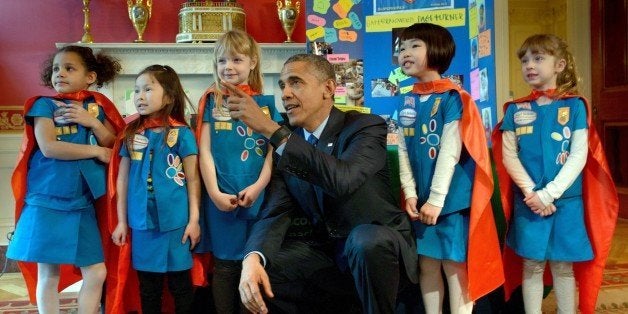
[196,93,281,260]
[501,97,593,261]
[121,126,198,272]
[399,91,475,262]
[7,97,106,266]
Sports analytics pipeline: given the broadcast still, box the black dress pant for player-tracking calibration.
[266,224,415,314]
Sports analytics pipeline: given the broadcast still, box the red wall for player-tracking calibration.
[0,1,306,107]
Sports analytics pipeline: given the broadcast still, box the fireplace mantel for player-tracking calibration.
[56,43,306,115]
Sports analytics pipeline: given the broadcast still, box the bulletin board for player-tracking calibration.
[305,0,496,143]
[305,0,367,111]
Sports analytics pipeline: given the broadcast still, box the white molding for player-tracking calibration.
[56,43,307,116]
[0,134,20,246]
[494,0,510,121]
[55,43,306,75]
[0,218,14,246]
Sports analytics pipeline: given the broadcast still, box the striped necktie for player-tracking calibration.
[307,134,318,146]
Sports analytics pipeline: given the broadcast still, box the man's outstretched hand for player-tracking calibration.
[222,81,280,138]
[239,253,274,314]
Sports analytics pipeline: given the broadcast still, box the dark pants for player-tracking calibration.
[266,224,416,314]
[212,258,246,314]
[137,270,194,314]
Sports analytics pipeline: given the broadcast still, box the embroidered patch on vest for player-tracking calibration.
[212,97,231,122]
[514,110,537,125]
[131,134,149,150]
[87,103,99,118]
[404,95,416,107]
[515,126,533,135]
[130,151,143,160]
[551,132,563,141]
[399,108,417,127]
[261,106,271,117]
[558,107,570,125]
[403,127,415,137]
[166,129,179,148]
[215,121,232,131]
[165,153,185,186]
[430,98,441,117]
[55,125,78,135]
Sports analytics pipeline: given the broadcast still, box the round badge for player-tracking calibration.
[399,108,417,127]
[131,134,149,150]
[563,126,571,139]
[244,137,256,150]
[426,133,440,146]
[429,119,437,132]
[514,110,537,125]
[256,138,266,146]
[428,147,437,159]
[237,125,246,137]
[550,132,563,141]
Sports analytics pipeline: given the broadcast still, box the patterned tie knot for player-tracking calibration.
[307,134,318,146]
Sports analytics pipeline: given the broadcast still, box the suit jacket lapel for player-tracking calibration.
[309,108,346,216]
[317,107,344,155]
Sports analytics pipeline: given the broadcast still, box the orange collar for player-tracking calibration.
[411,78,459,94]
[54,90,93,101]
[529,88,557,99]
[137,116,185,133]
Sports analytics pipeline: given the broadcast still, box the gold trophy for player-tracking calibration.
[80,0,94,43]
[127,0,152,43]
[276,0,300,43]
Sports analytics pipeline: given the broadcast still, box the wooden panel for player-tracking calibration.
[602,1,628,86]
[591,0,628,217]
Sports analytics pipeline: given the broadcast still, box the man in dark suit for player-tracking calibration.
[223,53,418,314]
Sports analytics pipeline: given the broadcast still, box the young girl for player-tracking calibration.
[493,34,618,313]
[111,65,201,313]
[7,45,125,313]
[195,29,281,313]
[395,23,503,313]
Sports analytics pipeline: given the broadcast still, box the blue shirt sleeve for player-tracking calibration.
[176,127,198,158]
[26,98,56,121]
[572,98,588,131]
[500,103,516,132]
[119,139,130,157]
[202,96,214,123]
[442,92,463,124]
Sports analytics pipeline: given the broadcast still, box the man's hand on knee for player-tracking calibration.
[239,253,274,314]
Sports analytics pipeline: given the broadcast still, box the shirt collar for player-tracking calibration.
[303,115,330,140]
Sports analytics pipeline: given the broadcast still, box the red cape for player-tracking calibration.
[491,92,619,313]
[11,91,125,305]
[412,79,504,300]
[105,116,205,313]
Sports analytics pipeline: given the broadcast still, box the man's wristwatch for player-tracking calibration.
[269,125,292,148]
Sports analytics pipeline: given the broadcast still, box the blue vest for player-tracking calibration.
[202,94,280,219]
[398,91,474,215]
[501,97,587,198]
[25,97,107,210]
[121,126,198,231]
